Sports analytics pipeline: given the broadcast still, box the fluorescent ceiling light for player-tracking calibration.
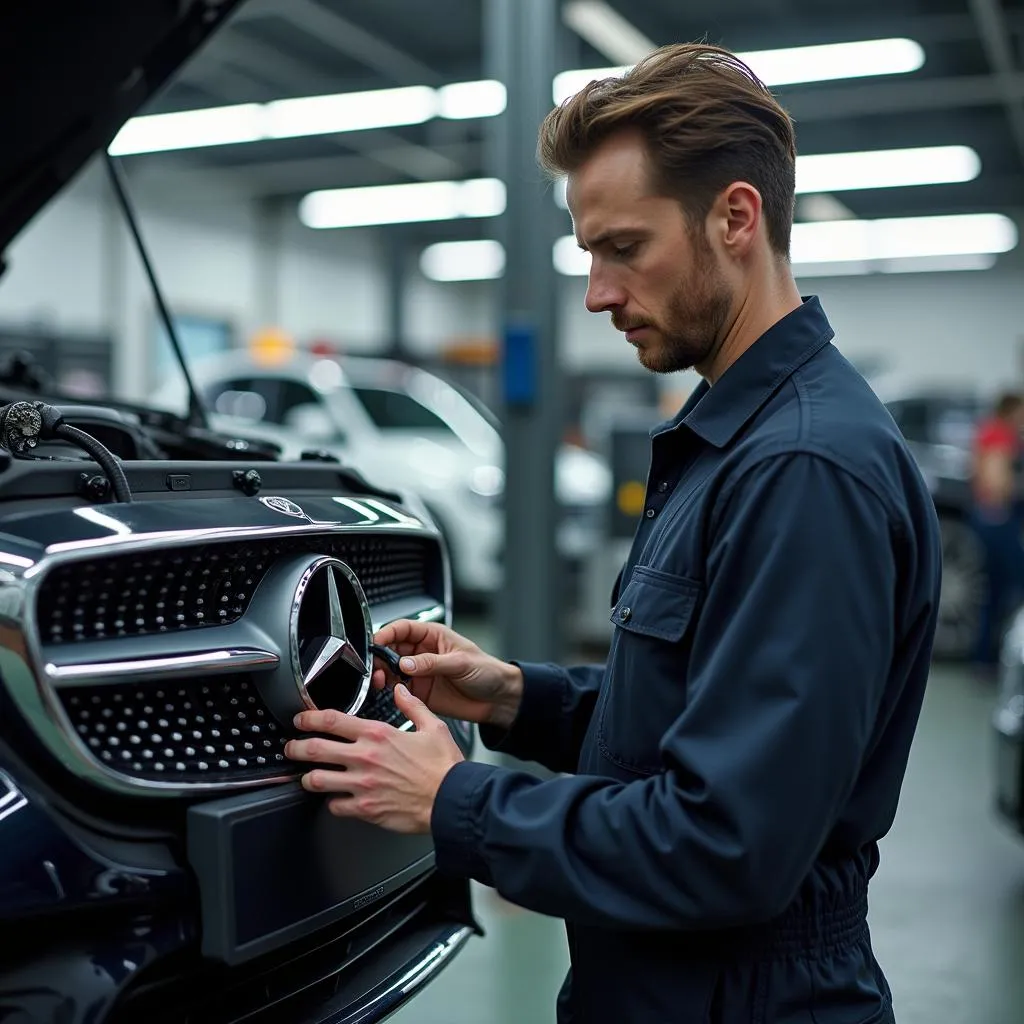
[552,37,925,104]
[793,254,998,277]
[796,146,980,193]
[108,104,266,155]
[299,178,506,229]
[553,235,593,276]
[797,194,858,221]
[562,1,657,65]
[265,86,437,139]
[110,84,441,156]
[437,80,507,119]
[420,240,506,281]
[790,213,1016,263]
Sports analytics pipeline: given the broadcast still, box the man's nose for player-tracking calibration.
[585,268,626,314]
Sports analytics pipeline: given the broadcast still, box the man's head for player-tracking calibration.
[995,391,1024,428]
[538,43,797,374]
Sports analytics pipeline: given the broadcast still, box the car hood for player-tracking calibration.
[0,0,246,268]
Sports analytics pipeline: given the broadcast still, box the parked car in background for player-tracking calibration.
[155,350,613,601]
[880,389,986,660]
[994,607,1024,839]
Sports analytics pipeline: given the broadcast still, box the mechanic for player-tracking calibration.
[286,42,942,1024]
[969,390,1024,671]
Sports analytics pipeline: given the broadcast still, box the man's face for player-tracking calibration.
[566,131,734,374]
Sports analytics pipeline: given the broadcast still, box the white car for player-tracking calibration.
[154,350,612,598]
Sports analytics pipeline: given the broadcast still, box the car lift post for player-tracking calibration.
[485,0,564,665]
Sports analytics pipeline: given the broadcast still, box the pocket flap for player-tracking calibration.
[609,566,702,641]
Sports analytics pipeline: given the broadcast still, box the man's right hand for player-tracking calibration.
[371,620,523,729]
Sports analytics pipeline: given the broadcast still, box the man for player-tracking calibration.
[970,390,1024,670]
[286,42,942,1023]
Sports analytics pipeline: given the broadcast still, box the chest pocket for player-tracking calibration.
[598,565,703,775]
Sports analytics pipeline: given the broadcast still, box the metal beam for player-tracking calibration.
[486,0,563,663]
[125,141,476,200]
[968,0,1024,168]
[272,0,441,86]
[783,71,1024,122]
[204,30,346,96]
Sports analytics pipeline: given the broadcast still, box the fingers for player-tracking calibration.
[372,619,438,649]
[397,649,467,679]
[391,683,438,730]
[293,708,366,739]
[287,735,353,767]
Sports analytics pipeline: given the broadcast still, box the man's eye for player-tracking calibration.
[614,243,637,259]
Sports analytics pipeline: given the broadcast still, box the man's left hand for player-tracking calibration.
[285,684,465,834]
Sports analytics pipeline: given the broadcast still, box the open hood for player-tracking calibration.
[0,0,246,269]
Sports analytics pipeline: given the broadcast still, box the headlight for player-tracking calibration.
[469,464,504,501]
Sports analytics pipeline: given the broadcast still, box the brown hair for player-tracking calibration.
[537,42,797,257]
[995,391,1024,418]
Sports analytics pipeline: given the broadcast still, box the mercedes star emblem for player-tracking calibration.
[292,557,373,714]
[301,562,368,686]
[241,554,374,724]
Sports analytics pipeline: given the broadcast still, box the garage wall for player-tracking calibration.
[1,165,1022,402]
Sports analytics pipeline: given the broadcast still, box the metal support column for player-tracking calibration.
[485,0,563,663]
[384,232,408,359]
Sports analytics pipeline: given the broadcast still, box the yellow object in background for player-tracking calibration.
[249,326,296,366]
[617,480,646,517]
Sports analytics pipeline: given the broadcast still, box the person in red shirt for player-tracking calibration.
[971,391,1024,668]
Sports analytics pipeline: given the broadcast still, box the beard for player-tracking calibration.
[612,236,733,374]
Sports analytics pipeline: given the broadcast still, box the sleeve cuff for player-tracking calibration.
[477,661,569,763]
[431,759,500,882]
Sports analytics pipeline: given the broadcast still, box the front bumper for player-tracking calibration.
[1,883,475,1024]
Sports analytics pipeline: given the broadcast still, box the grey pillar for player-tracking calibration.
[384,233,407,359]
[485,0,563,663]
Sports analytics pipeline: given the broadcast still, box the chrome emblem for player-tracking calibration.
[260,496,307,518]
[292,558,372,713]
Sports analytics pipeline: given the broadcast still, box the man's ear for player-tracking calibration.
[709,182,762,258]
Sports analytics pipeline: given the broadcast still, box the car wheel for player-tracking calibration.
[934,513,986,661]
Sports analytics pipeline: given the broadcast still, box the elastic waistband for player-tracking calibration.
[683,886,869,962]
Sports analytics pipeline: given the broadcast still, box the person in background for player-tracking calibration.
[970,390,1024,671]
[285,41,942,1024]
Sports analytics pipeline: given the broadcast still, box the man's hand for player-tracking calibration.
[285,685,464,834]
[372,619,523,729]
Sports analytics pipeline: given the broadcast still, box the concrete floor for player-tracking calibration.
[390,619,1024,1024]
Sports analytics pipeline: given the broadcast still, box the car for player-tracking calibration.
[0,2,478,1020]
[879,388,988,661]
[993,607,1024,838]
[153,349,613,600]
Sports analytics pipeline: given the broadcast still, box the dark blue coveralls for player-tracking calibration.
[432,297,942,1023]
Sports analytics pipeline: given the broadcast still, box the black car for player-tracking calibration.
[0,3,477,1021]
[882,390,987,661]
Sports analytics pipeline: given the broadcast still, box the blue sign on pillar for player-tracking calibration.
[502,322,537,407]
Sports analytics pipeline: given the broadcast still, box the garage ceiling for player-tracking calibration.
[119,0,1024,246]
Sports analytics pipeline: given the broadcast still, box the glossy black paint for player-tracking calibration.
[0,764,183,920]
[0,915,189,1024]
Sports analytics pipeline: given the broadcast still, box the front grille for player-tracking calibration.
[58,676,411,784]
[59,676,290,784]
[39,535,433,645]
